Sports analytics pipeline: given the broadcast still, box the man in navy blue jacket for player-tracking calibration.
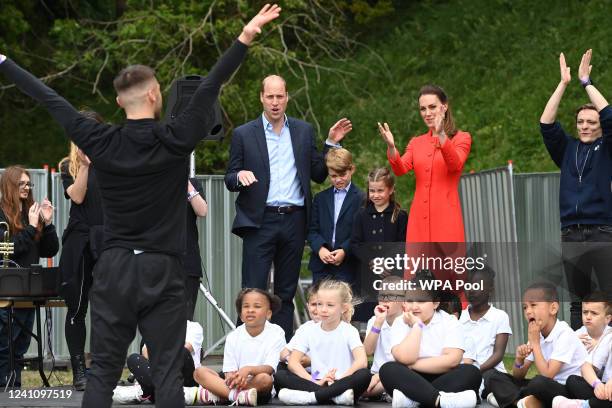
[225,75,352,339]
[307,148,363,284]
[540,49,612,329]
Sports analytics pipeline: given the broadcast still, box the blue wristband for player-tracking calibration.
[514,361,524,369]
[370,326,382,334]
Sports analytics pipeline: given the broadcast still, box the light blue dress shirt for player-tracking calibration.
[332,182,351,247]
[262,113,304,206]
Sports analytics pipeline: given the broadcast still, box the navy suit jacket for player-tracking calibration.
[307,183,364,274]
[225,116,330,237]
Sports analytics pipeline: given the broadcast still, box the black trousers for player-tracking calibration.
[127,347,197,402]
[241,210,306,340]
[566,375,612,408]
[379,362,482,408]
[561,224,612,329]
[274,368,371,403]
[81,248,187,408]
[62,246,94,357]
[184,275,201,321]
[484,370,569,408]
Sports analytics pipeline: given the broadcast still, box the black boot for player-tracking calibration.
[70,354,87,391]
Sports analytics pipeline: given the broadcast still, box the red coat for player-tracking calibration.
[387,130,472,243]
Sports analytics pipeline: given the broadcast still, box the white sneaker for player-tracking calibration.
[552,396,586,408]
[332,389,354,406]
[184,386,222,405]
[392,389,419,408]
[233,388,257,406]
[112,384,144,404]
[486,392,500,408]
[278,388,315,405]
[438,390,477,408]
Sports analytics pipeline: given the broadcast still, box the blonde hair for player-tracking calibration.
[58,143,81,180]
[318,279,355,322]
[325,148,354,174]
[366,167,402,223]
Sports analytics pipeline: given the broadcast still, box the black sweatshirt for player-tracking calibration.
[0,209,59,267]
[0,41,248,255]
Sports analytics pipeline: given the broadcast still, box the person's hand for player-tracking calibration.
[604,381,612,401]
[433,108,447,143]
[224,371,237,387]
[402,309,421,328]
[559,52,571,85]
[40,199,54,225]
[593,381,606,400]
[229,367,251,390]
[330,249,345,265]
[318,247,334,264]
[237,170,257,187]
[28,202,41,227]
[367,373,380,393]
[377,122,395,149]
[323,368,337,385]
[578,333,595,352]
[373,304,388,322]
[515,343,532,363]
[527,319,541,345]
[578,49,593,83]
[238,4,282,46]
[77,149,91,167]
[328,118,352,144]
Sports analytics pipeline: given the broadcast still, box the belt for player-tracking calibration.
[265,206,305,214]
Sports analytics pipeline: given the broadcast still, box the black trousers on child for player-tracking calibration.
[127,348,197,402]
[274,368,371,403]
[379,362,482,408]
[484,370,569,408]
[81,248,187,408]
[566,375,612,408]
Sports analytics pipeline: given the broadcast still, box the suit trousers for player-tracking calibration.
[241,210,306,340]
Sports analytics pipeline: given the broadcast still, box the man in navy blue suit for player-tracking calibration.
[307,148,363,284]
[225,74,352,338]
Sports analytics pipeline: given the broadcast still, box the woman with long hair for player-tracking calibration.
[58,111,105,391]
[0,166,59,388]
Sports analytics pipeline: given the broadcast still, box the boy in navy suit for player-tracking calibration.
[308,148,363,284]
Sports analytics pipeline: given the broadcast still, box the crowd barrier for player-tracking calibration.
[0,165,570,361]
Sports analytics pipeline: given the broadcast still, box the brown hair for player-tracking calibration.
[575,103,599,122]
[418,84,458,137]
[366,167,401,223]
[0,166,42,239]
[58,111,104,179]
[583,291,612,315]
[235,288,282,315]
[325,148,354,174]
[113,65,156,93]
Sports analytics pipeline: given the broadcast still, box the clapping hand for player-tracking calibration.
[28,202,41,227]
[40,198,54,225]
[559,52,571,85]
[328,118,352,144]
[578,49,593,83]
[239,4,282,46]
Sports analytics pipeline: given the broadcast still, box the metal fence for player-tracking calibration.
[1,166,573,362]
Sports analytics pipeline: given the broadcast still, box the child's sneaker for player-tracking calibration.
[392,389,419,408]
[332,389,354,406]
[438,390,477,408]
[278,388,315,405]
[552,396,587,408]
[184,386,221,405]
[233,388,257,406]
[113,384,147,404]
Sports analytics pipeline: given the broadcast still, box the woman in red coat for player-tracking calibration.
[378,85,471,243]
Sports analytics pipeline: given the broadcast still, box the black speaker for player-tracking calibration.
[164,75,224,142]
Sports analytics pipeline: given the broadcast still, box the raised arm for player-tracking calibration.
[0,55,108,154]
[169,4,282,153]
[540,53,571,124]
[380,122,414,176]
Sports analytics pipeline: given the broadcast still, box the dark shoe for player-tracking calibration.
[70,354,87,391]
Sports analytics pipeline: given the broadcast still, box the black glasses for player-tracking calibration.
[18,182,34,188]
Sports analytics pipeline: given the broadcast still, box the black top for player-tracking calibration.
[350,201,408,245]
[0,40,248,255]
[183,177,205,277]
[61,161,104,229]
[0,209,59,267]
[541,105,612,228]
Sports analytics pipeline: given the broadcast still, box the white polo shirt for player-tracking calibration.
[292,321,363,379]
[587,331,612,382]
[223,321,286,373]
[286,320,316,352]
[186,321,204,369]
[366,316,394,373]
[575,325,612,357]
[390,310,464,358]
[459,305,512,373]
[526,320,588,384]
